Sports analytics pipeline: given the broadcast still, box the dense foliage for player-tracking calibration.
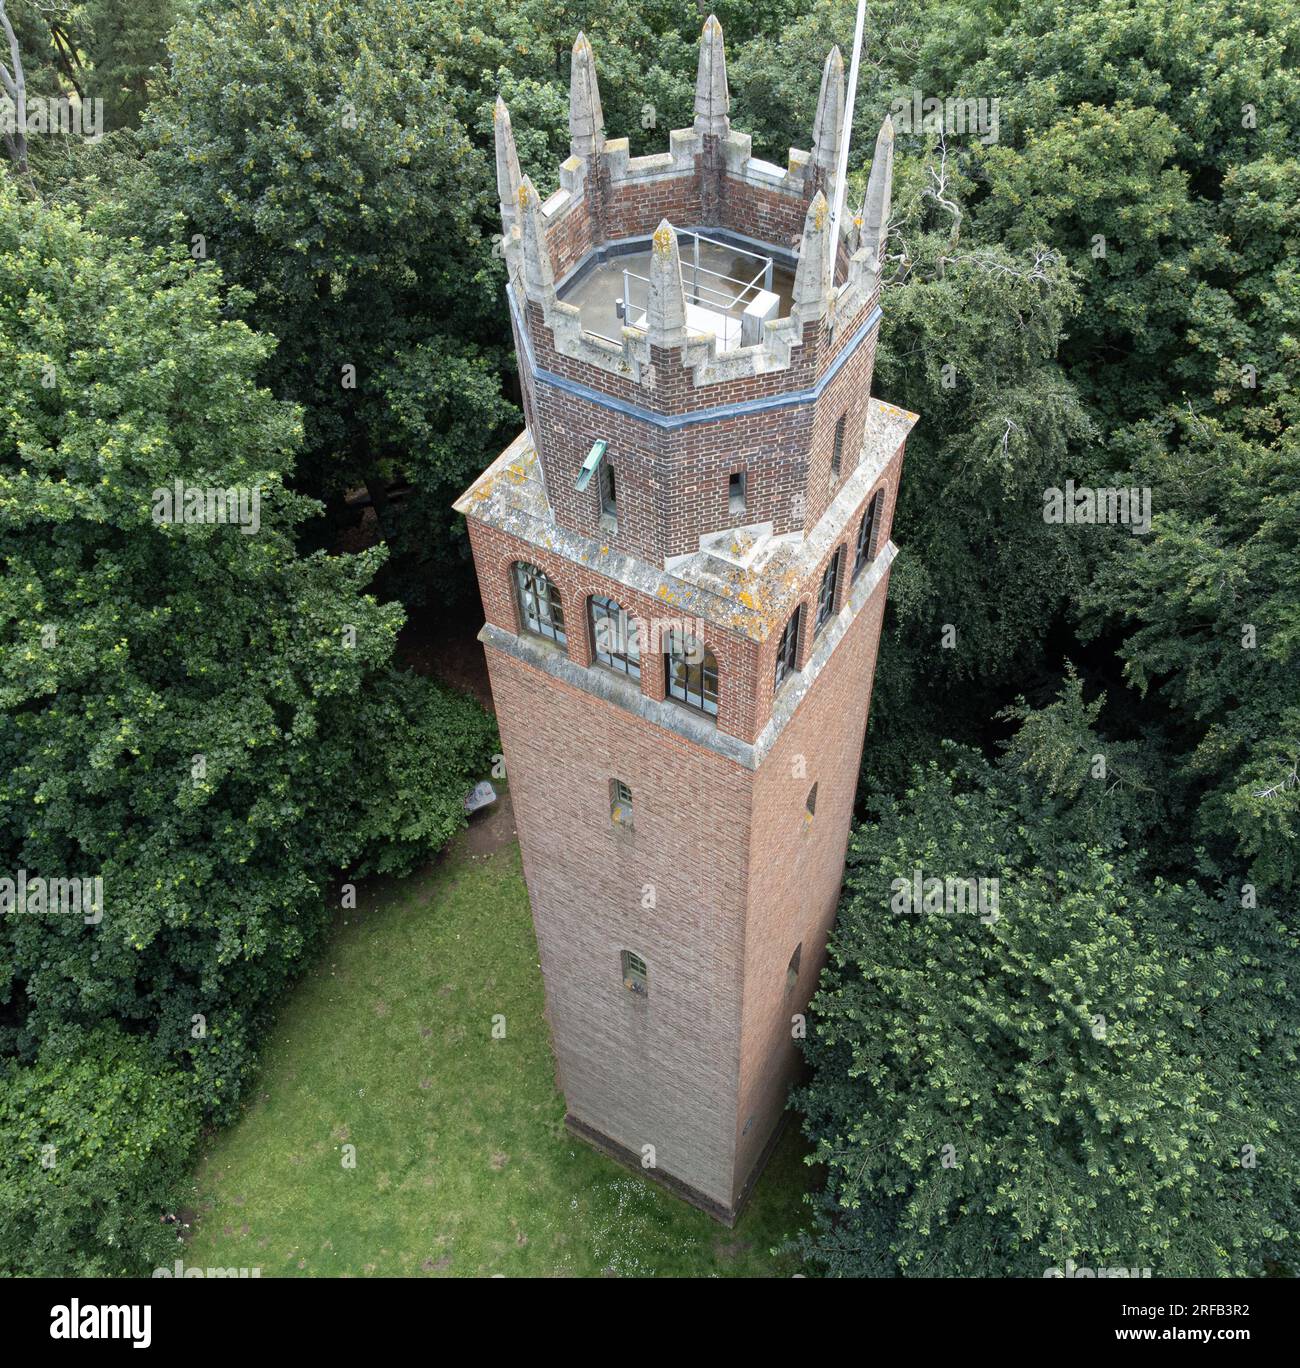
[0,1027,202,1276]
[792,724,1299,1277]
[0,179,495,1270]
[786,0,1300,1276]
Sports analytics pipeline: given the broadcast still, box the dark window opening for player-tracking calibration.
[854,490,884,579]
[830,412,847,479]
[815,549,842,635]
[728,470,747,517]
[805,783,818,817]
[599,458,617,524]
[787,943,803,994]
[774,606,801,691]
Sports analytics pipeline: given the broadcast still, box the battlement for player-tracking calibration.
[487,18,903,565]
[494,18,896,401]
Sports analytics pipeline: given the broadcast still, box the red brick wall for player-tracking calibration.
[465,445,902,748]
[485,644,753,1207]
[526,298,883,562]
[471,131,908,1216]
[733,571,891,1200]
[478,561,895,1213]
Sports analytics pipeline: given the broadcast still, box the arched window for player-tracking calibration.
[514,562,566,645]
[854,489,885,579]
[665,629,718,717]
[589,596,640,678]
[774,605,801,691]
[815,548,842,636]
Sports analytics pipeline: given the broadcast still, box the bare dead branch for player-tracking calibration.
[0,0,30,176]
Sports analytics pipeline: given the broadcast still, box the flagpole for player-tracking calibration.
[828,0,868,257]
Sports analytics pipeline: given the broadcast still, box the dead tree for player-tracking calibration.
[0,0,30,177]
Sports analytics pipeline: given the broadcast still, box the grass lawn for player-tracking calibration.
[183,819,814,1277]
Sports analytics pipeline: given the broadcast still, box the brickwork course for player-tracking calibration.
[455,14,917,1224]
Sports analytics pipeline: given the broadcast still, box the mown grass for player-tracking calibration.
[183,829,813,1277]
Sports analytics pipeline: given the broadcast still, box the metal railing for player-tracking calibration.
[616,230,775,335]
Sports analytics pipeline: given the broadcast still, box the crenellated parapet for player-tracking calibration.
[492,18,896,402]
[484,16,907,564]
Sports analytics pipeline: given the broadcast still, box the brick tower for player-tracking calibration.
[455,18,916,1224]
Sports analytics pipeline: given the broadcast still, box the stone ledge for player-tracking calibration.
[455,420,905,645]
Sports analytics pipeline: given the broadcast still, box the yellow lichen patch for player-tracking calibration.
[652,221,675,255]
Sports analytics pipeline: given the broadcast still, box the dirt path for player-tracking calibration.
[463,788,517,856]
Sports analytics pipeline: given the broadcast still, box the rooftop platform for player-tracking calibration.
[556,228,796,352]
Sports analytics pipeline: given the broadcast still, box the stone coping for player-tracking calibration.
[454,397,916,643]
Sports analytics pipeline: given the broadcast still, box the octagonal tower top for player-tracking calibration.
[492,17,895,407]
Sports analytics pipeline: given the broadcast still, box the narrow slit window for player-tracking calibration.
[830,412,847,479]
[786,943,803,995]
[728,470,747,517]
[621,949,648,995]
[599,458,617,524]
[610,778,633,827]
[805,783,818,816]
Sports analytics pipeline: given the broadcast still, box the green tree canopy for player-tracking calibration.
[0,177,496,1115]
[793,733,1299,1277]
[0,1027,202,1276]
